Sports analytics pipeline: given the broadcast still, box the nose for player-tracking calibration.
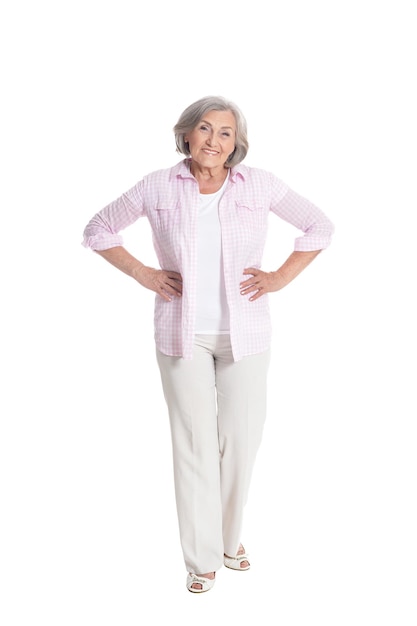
[205,131,217,146]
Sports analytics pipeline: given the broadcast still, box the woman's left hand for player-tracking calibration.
[240,251,322,301]
[240,268,282,301]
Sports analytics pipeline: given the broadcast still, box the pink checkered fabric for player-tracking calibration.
[82,159,334,360]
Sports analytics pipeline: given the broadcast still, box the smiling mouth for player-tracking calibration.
[202,149,219,155]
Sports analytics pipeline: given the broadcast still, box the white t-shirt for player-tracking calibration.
[195,175,230,334]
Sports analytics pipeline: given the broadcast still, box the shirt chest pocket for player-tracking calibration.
[152,200,182,231]
[235,201,267,231]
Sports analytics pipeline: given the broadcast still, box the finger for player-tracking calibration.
[243,267,259,276]
[164,285,182,296]
[161,277,183,296]
[240,275,258,286]
[240,278,253,287]
[162,273,183,294]
[166,272,183,283]
[165,278,183,294]
[158,281,182,300]
[150,276,173,298]
[157,288,174,302]
[240,269,262,287]
[250,284,267,300]
[240,284,258,295]
[240,275,262,290]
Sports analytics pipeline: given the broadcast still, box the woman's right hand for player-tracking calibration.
[95,247,182,302]
[133,265,183,302]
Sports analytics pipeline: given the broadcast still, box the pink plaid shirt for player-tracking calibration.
[83,159,334,360]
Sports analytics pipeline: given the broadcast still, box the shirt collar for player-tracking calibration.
[171,159,247,182]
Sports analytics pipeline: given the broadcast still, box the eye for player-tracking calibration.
[199,125,209,131]
[222,132,231,137]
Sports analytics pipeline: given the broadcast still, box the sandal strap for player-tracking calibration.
[188,573,213,584]
[224,552,249,562]
[186,572,215,592]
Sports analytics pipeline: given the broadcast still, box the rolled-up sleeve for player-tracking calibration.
[270,180,335,251]
[82,182,145,251]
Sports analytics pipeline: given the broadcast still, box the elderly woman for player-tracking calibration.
[82,95,334,593]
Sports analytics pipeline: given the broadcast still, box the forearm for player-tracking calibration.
[94,246,183,300]
[95,246,145,281]
[274,250,322,289]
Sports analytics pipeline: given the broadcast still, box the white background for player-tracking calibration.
[1,0,416,624]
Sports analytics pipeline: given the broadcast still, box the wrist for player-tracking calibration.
[132,263,147,281]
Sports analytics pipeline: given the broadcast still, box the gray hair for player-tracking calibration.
[173,95,249,168]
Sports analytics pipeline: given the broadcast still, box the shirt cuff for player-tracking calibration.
[82,233,124,250]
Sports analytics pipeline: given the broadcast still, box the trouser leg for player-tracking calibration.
[156,337,224,574]
[214,336,270,557]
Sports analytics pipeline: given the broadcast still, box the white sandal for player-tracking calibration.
[186,572,216,593]
[224,549,251,571]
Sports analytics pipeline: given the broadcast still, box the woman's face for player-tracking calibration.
[185,109,236,171]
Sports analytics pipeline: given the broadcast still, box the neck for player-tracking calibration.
[190,162,228,183]
[190,163,229,194]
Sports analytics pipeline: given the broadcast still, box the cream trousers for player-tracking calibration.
[156,334,270,574]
